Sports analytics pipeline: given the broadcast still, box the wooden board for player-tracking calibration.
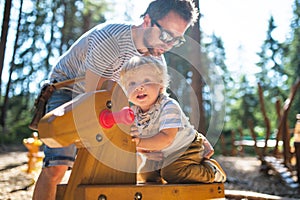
[38,85,129,148]
[225,189,288,200]
[57,183,225,200]
[263,156,299,188]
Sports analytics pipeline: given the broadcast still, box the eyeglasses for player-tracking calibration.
[152,20,185,48]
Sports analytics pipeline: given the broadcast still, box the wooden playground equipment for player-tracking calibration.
[221,80,300,189]
[23,132,44,173]
[38,84,225,200]
[256,81,300,188]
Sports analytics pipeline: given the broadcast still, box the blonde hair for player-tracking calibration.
[141,0,199,27]
[119,56,170,94]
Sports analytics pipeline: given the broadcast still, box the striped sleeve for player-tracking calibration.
[159,100,183,131]
[86,28,120,78]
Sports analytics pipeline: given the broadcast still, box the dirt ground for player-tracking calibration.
[217,155,300,199]
[1,145,300,200]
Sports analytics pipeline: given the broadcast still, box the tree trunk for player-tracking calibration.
[1,0,24,133]
[277,78,300,166]
[0,0,12,96]
[189,0,205,134]
[257,83,271,156]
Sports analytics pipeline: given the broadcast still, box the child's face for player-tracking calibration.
[124,65,163,112]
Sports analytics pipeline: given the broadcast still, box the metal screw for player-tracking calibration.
[218,186,223,193]
[98,194,107,200]
[96,133,103,142]
[134,192,142,200]
[106,100,112,109]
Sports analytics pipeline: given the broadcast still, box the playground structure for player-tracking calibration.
[38,84,225,200]
[23,132,44,173]
[220,80,300,189]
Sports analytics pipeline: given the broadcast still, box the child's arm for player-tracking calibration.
[132,128,178,151]
[137,149,164,161]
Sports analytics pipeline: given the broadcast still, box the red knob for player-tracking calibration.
[99,107,134,129]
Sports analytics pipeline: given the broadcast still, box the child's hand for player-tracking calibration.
[130,125,141,145]
[203,138,214,159]
[132,136,141,145]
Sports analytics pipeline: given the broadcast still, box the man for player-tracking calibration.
[32,0,198,199]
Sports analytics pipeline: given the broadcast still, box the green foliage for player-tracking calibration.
[201,33,230,131]
[2,0,300,145]
[0,94,33,144]
[284,0,300,125]
[0,120,32,144]
[222,6,300,139]
[254,15,288,132]
[0,0,111,142]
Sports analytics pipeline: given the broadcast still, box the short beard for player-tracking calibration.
[143,36,162,56]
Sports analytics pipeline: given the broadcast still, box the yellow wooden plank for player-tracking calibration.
[38,85,129,148]
[74,183,225,200]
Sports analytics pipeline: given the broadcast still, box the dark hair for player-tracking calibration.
[141,0,199,26]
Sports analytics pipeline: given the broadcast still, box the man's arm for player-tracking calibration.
[85,69,109,92]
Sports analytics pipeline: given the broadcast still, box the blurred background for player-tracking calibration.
[0,0,299,156]
[1,1,300,199]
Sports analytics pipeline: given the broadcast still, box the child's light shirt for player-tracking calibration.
[131,94,196,157]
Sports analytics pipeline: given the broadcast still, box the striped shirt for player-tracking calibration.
[132,95,196,157]
[49,22,143,93]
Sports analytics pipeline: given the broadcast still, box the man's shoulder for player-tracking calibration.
[93,22,131,34]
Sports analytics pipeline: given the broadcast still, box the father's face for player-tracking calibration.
[144,11,190,56]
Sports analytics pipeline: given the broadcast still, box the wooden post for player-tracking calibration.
[237,128,245,156]
[277,79,300,166]
[230,130,237,156]
[248,119,262,160]
[294,114,300,183]
[273,99,282,156]
[220,133,227,156]
[257,83,272,156]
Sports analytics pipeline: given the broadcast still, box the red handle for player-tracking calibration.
[99,107,134,129]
